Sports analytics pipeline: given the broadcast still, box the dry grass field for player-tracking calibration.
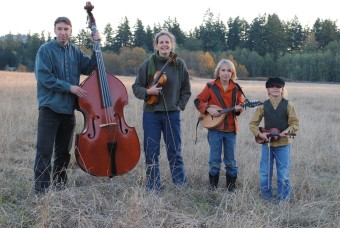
[0,71,339,227]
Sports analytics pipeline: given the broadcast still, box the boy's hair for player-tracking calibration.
[214,59,237,80]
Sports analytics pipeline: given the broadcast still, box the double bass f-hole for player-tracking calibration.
[75,1,140,177]
[88,115,100,139]
[114,113,128,134]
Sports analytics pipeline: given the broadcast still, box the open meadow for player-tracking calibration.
[0,71,339,227]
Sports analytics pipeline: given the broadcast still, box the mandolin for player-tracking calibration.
[198,100,263,129]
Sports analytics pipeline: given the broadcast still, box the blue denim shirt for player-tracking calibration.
[35,38,96,114]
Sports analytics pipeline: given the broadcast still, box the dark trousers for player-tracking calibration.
[34,107,75,194]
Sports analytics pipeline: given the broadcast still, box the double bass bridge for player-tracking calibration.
[100,122,117,128]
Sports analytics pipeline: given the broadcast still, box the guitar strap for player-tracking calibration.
[210,81,247,105]
[234,82,247,100]
[208,83,227,108]
[208,83,229,129]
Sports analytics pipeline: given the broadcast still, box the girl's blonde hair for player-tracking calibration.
[214,59,237,81]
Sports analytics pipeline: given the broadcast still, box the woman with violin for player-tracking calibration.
[34,16,100,195]
[132,30,191,193]
[249,77,299,204]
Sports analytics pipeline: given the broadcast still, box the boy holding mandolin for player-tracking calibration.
[249,77,299,204]
[194,59,245,192]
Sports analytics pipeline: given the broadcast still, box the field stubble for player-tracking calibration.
[0,71,339,227]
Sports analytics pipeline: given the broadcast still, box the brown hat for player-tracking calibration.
[266,77,285,88]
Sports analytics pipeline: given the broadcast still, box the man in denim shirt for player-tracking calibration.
[34,16,100,195]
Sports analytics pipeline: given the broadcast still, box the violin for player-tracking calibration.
[74,2,140,177]
[146,53,177,105]
[255,127,296,144]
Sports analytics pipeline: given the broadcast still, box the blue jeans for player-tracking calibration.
[143,111,186,191]
[260,144,291,203]
[34,107,75,194]
[207,130,238,176]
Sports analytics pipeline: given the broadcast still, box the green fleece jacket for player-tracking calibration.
[132,56,191,112]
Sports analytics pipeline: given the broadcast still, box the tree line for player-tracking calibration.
[1,9,340,82]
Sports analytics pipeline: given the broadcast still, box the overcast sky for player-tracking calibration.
[2,0,339,36]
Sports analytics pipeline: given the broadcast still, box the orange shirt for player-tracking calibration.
[195,78,245,133]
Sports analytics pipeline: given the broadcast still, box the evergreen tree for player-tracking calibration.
[246,15,267,56]
[163,17,186,46]
[75,29,92,49]
[285,16,307,52]
[226,17,249,50]
[313,18,338,49]
[196,9,227,52]
[133,19,147,49]
[47,32,52,42]
[40,31,46,44]
[145,26,154,52]
[24,33,41,70]
[113,17,132,52]
[103,23,115,51]
[264,13,286,57]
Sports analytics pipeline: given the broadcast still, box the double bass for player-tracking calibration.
[75,2,140,177]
